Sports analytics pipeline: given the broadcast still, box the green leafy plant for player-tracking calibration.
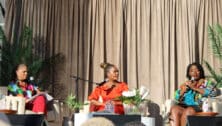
[204,61,222,88]
[204,24,222,88]
[0,26,64,89]
[65,93,86,112]
[119,89,143,106]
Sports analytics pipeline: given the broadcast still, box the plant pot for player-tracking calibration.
[123,103,140,115]
[62,116,73,126]
[138,101,149,116]
[75,108,80,113]
[123,101,149,116]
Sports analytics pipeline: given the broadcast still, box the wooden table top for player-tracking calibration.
[0,109,17,114]
[195,112,219,116]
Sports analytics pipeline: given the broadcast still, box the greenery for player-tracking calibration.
[119,88,149,107]
[0,26,64,88]
[120,90,142,106]
[204,24,222,88]
[117,88,149,115]
[65,93,87,112]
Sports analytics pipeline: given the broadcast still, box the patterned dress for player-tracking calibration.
[8,81,38,98]
[8,81,46,113]
[174,80,216,107]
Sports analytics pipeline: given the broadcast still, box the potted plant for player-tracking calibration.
[204,24,222,91]
[63,93,86,126]
[65,93,85,113]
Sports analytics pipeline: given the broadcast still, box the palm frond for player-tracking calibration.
[208,25,222,60]
[0,26,64,88]
[205,24,222,88]
[204,61,219,80]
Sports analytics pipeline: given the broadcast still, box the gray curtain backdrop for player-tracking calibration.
[4,0,222,108]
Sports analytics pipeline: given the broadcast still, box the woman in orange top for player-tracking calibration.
[88,62,128,114]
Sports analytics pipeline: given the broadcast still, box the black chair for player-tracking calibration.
[6,114,46,126]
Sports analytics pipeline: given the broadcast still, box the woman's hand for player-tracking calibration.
[180,84,188,95]
[36,88,43,94]
[179,82,191,101]
[185,81,196,89]
[90,99,105,106]
[185,80,205,94]
[25,98,31,103]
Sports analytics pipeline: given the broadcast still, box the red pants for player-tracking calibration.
[26,95,47,114]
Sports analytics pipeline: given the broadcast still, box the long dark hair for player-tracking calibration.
[186,62,205,80]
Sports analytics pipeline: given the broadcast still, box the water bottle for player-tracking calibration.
[0,93,6,109]
[105,101,114,113]
[202,98,209,112]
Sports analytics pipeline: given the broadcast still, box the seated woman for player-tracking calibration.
[7,64,46,114]
[170,62,217,126]
[88,62,128,114]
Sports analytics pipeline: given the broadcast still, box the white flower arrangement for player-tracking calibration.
[120,86,149,106]
[122,89,136,97]
[120,86,149,115]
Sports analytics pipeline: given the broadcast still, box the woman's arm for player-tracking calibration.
[191,87,205,94]
[8,83,24,97]
[186,81,205,94]
[112,100,123,105]
[35,88,42,94]
[90,99,104,106]
[179,84,188,96]
[176,83,188,101]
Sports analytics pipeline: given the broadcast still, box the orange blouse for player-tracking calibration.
[88,82,128,114]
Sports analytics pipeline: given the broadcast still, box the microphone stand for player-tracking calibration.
[70,75,99,101]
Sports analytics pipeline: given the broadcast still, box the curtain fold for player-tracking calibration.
[4,0,222,107]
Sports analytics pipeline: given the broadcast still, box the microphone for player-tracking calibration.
[29,76,34,82]
[190,77,195,83]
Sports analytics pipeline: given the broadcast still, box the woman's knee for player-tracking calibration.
[184,107,196,115]
[34,95,46,103]
[32,95,46,113]
[170,105,183,115]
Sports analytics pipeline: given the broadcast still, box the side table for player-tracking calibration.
[0,109,17,114]
[195,112,219,116]
[187,113,222,126]
[141,117,155,126]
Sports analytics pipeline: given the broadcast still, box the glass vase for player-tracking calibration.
[123,103,140,115]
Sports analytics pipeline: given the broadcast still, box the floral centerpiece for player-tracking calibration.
[119,86,150,115]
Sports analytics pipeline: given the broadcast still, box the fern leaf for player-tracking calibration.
[208,25,222,60]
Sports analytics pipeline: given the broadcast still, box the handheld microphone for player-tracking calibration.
[190,77,195,83]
